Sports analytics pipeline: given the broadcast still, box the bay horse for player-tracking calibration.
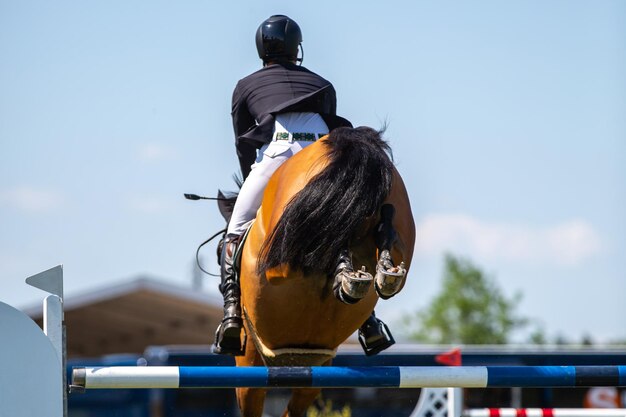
[234,126,415,417]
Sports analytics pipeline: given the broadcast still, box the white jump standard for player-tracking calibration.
[71,365,626,390]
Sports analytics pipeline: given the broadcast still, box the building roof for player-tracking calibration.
[23,277,223,358]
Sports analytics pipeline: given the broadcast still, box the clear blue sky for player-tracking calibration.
[1,1,624,343]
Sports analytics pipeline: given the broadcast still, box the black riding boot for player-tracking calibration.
[213,235,245,356]
[358,311,395,356]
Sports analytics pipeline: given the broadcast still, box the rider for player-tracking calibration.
[214,14,395,356]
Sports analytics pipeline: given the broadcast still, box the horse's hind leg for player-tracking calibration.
[235,336,267,417]
[333,249,373,304]
[282,388,322,417]
[236,387,267,417]
[282,357,331,417]
[374,204,407,299]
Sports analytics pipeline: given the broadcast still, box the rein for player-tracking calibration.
[195,228,226,277]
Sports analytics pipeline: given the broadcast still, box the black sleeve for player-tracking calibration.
[231,82,257,179]
[236,140,256,179]
[231,82,256,139]
[327,84,338,115]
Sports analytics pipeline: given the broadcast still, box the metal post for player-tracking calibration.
[448,387,463,417]
[26,265,67,417]
[44,295,66,417]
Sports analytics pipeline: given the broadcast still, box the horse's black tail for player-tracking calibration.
[258,126,394,276]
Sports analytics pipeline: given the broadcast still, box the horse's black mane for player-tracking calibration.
[258,126,394,276]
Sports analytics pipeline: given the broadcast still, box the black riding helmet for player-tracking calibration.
[255,15,303,63]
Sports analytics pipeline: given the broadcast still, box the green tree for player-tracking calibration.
[403,253,527,344]
[528,326,548,345]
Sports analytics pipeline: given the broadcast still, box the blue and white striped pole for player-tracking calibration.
[71,366,626,390]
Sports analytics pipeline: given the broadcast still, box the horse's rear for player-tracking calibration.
[235,127,415,417]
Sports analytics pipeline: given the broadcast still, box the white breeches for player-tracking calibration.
[227,112,329,236]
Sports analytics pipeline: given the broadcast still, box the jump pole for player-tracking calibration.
[71,365,626,390]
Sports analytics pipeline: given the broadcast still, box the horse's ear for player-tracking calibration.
[217,190,237,223]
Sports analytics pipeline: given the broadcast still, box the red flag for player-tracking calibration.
[435,347,462,366]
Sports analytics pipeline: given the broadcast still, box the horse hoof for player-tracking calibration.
[334,267,373,304]
[375,261,406,299]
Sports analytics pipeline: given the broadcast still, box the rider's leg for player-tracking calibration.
[214,114,328,354]
[213,233,245,355]
[213,140,308,355]
[213,152,284,355]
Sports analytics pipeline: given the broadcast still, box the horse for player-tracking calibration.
[233,126,415,417]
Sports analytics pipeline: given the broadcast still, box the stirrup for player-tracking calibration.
[358,318,395,356]
[213,317,246,356]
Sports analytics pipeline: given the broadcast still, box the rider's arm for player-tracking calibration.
[231,82,257,179]
[326,84,338,115]
[236,141,256,180]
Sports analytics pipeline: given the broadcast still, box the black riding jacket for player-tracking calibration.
[231,62,351,179]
